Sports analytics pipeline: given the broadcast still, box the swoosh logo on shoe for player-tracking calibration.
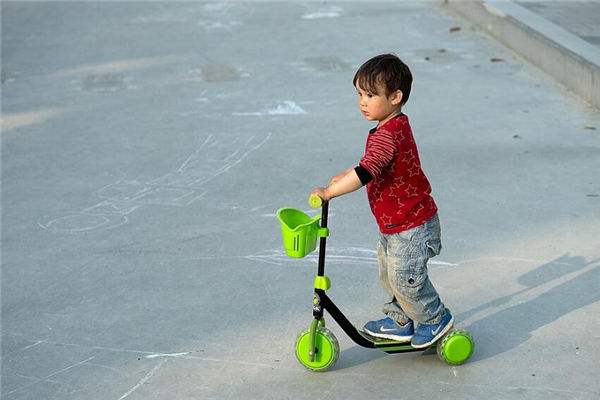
[431,325,443,336]
[380,327,399,332]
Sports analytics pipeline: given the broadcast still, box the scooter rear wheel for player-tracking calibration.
[437,329,474,365]
[295,327,339,372]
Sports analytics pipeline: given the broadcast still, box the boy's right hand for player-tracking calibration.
[310,187,329,203]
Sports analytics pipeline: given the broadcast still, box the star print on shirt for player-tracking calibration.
[402,149,416,165]
[381,213,394,226]
[392,176,405,187]
[405,184,419,198]
[407,164,420,177]
[387,178,405,197]
[372,185,384,200]
[411,203,425,216]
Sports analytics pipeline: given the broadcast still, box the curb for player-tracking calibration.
[444,0,600,109]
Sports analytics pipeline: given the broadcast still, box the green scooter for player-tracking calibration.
[277,195,474,371]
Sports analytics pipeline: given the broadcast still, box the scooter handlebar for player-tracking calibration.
[309,194,324,208]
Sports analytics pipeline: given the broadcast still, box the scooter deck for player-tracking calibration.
[358,329,430,354]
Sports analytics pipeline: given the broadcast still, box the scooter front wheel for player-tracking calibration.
[437,329,474,365]
[295,327,339,372]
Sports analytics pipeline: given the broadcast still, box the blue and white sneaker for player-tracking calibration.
[363,317,414,342]
[411,311,454,349]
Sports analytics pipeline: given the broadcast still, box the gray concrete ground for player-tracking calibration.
[2,1,599,399]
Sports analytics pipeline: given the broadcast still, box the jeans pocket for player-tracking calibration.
[393,265,427,297]
[425,239,442,258]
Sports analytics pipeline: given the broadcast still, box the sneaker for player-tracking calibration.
[363,317,414,342]
[411,311,454,349]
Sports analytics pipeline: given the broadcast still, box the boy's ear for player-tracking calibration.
[391,90,403,105]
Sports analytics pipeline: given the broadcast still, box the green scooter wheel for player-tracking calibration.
[437,329,474,365]
[295,327,339,372]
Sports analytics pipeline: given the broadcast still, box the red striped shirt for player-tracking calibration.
[359,114,437,234]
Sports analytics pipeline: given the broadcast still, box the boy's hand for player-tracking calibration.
[310,187,330,203]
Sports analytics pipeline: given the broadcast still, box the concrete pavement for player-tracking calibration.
[2,1,599,399]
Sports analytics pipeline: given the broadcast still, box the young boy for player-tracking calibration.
[310,54,453,348]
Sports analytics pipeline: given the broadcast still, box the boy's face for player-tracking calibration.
[355,81,403,127]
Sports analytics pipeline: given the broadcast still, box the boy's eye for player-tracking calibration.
[357,90,376,98]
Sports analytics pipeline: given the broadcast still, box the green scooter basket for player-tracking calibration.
[277,208,328,258]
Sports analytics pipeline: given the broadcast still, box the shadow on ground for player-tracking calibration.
[458,254,599,362]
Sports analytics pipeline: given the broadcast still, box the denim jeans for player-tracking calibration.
[377,214,445,325]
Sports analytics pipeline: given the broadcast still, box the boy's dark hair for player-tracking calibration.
[353,54,413,106]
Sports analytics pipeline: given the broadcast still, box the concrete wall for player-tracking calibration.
[444,0,600,109]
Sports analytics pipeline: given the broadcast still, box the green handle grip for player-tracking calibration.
[309,194,323,208]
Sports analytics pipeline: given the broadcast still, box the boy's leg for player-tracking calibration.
[385,215,444,324]
[377,235,411,325]
[385,215,454,347]
[362,234,414,341]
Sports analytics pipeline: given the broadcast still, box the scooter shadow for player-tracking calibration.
[335,346,386,370]
[334,345,437,371]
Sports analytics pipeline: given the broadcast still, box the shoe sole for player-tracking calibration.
[411,317,455,349]
[362,328,413,342]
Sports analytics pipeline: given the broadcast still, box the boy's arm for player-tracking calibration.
[329,167,354,185]
[311,167,367,202]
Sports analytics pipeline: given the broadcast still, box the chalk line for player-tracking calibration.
[301,5,343,20]
[118,359,167,400]
[145,352,190,359]
[3,356,96,397]
[233,101,306,116]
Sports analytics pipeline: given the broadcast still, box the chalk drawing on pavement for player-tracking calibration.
[232,101,306,116]
[186,246,457,268]
[301,5,343,20]
[39,133,271,234]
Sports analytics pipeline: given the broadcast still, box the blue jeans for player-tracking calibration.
[377,214,445,325]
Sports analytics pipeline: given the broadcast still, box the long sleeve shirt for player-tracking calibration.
[358,114,438,234]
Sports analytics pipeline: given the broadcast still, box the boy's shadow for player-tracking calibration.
[333,254,598,369]
[458,254,599,362]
